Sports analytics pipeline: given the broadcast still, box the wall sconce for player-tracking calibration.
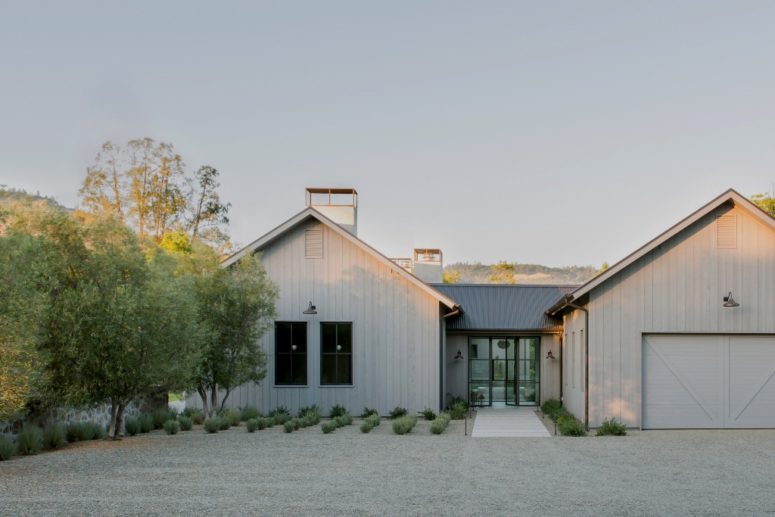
[546,350,556,360]
[303,301,317,315]
[722,292,740,308]
[454,349,464,360]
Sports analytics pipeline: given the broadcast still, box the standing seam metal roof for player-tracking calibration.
[432,284,577,331]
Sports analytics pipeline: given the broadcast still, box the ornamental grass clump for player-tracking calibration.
[81,422,105,440]
[124,417,140,436]
[258,417,273,430]
[541,399,563,420]
[139,414,154,434]
[240,406,261,422]
[246,418,259,433]
[220,408,241,427]
[360,413,381,433]
[447,401,467,420]
[0,435,15,461]
[183,408,205,425]
[66,423,86,442]
[163,420,180,435]
[392,415,417,435]
[321,420,337,434]
[389,406,407,420]
[178,416,193,431]
[596,418,627,436]
[430,413,451,435]
[329,404,347,418]
[334,413,353,427]
[43,424,66,449]
[152,409,177,429]
[557,415,586,437]
[360,407,378,418]
[17,425,43,455]
[204,418,221,434]
[283,419,297,433]
[420,408,436,421]
[218,417,231,431]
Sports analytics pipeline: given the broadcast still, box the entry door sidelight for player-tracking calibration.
[492,338,516,405]
[516,337,540,406]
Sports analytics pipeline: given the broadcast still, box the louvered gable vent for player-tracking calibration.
[716,214,737,249]
[305,229,323,258]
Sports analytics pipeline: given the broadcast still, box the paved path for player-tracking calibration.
[471,407,551,437]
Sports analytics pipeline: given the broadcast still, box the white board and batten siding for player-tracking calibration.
[565,204,775,428]
[187,218,443,416]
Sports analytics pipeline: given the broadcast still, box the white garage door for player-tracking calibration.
[643,335,775,429]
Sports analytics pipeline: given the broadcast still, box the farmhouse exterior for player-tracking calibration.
[187,187,775,429]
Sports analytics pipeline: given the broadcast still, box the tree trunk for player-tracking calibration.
[197,384,210,418]
[209,384,218,418]
[113,401,126,440]
[108,398,119,438]
[218,388,232,414]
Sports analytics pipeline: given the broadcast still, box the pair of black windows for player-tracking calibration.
[275,322,352,385]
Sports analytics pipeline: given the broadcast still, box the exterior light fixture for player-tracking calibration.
[291,344,297,352]
[454,349,464,360]
[496,339,509,350]
[722,292,740,308]
[303,302,317,315]
[336,345,342,351]
[546,350,556,360]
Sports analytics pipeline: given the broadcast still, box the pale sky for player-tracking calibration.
[2,1,774,267]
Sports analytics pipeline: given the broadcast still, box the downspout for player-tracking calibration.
[558,332,563,402]
[565,301,589,431]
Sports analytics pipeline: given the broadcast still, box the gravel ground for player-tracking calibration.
[2,417,775,516]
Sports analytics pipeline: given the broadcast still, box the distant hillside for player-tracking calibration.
[0,187,66,210]
[443,262,601,285]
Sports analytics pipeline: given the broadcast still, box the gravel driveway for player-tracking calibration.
[2,418,775,516]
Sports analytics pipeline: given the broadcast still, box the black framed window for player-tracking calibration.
[275,322,307,385]
[320,322,352,385]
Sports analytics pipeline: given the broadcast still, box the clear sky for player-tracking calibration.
[2,1,774,267]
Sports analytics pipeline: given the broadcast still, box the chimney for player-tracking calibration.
[412,248,443,283]
[306,188,358,235]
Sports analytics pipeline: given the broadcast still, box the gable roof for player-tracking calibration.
[547,188,775,316]
[222,207,459,310]
[435,284,576,331]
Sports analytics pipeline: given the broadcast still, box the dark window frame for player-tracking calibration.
[274,321,308,386]
[320,322,353,386]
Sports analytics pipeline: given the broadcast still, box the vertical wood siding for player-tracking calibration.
[187,219,442,416]
[574,205,775,427]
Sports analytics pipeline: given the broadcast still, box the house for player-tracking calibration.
[188,187,775,429]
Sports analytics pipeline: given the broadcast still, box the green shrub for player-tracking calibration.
[541,399,563,419]
[124,418,140,436]
[220,408,241,427]
[430,413,451,435]
[360,421,374,433]
[360,407,379,418]
[392,415,417,435]
[596,418,627,436]
[0,435,15,461]
[163,420,180,435]
[218,417,231,430]
[364,414,381,427]
[420,408,436,420]
[178,416,193,431]
[448,402,467,420]
[204,418,220,433]
[389,407,407,419]
[139,414,154,433]
[283,420,296,433]
[183,408,205,425]
[257,417,272,430]
[297,405,320,418]
[334,413,353,427]
[240,406,261,421]
[17,425,43,455]
[269,406,290,417]
[81,422,103,440]
[300,412,320,427]
[321,420,337,434]
[329,404,347,418]
[66,423,86,442]
[43,424,66,449]
[246,418,259,432]
[152,409,176,429]
[558,415,586,436]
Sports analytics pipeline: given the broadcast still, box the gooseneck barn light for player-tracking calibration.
[303,302,317,315]
[723,292,740,308]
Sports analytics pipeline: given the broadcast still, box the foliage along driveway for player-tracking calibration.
[1,420,774,516]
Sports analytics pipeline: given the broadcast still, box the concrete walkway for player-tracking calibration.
[471,407,551,437]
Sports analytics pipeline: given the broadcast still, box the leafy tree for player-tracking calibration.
[188,165,230,249]
[752,192,775,218]
[192,254,277,417]
[599,262,610,273]
[442,269,462,284]
[489,261,517,284]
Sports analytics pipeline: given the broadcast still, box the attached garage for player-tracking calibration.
[643,334,775,429]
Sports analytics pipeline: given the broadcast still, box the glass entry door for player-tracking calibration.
[468,337,540,407]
